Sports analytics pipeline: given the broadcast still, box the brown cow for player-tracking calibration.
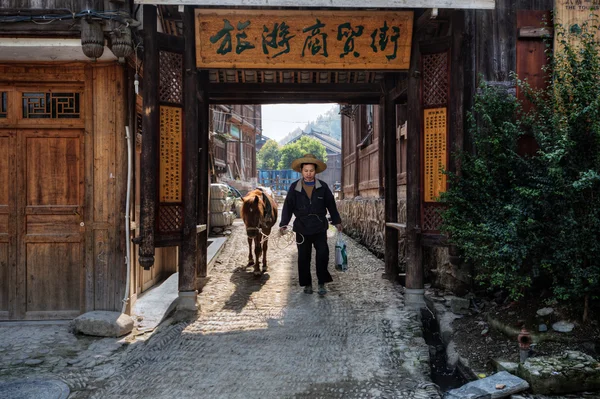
[241,189,278,276]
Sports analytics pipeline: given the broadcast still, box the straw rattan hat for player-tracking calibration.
[291,153,327,173]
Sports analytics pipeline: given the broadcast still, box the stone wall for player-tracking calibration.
[338,198,471,293]
[337,198,407,271]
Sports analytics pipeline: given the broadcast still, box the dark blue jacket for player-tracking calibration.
[279,179,342,235]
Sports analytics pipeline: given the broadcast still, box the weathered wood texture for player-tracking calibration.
[406,29,423,292]
[91,64,127,311]
[473,0,552,84]
[341,103,407,199]
[337,197,406,267]
[197,70,210,279]
[138,5,159,269]
[383,75,399,280]
[181,5,199,291]
[474,0,516,82]
[0,62,132,319]
[137,0,496,9]
[0,129,15,320]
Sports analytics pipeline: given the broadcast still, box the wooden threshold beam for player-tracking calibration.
[207,82,382,95]
[208,93,381,104]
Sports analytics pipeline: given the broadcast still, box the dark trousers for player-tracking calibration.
[297,231,333,287]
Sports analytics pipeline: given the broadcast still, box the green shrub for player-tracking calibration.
[441,19,600,314]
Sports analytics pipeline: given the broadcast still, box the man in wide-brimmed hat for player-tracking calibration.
[279,154,343,296]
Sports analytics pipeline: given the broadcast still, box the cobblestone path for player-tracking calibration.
[82,221,440,399]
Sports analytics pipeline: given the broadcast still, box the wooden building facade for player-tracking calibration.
[2,0,560,318]
[338,0,554,294]
[0,1,180,320]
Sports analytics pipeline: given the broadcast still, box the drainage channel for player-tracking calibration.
[420,307,468,392]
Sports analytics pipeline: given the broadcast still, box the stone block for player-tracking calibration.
[448,296,470,315]
[517,350,600,395]
[73,311,133,337]
[492,359,519,374]
[444,371,529,399]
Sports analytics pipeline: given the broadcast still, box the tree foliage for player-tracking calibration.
[257,139,281,170]
[441,19,600,308]
[278,136,328,170]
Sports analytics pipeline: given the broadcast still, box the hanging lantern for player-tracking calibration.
[81,19,104,60]
[110,26,133,62]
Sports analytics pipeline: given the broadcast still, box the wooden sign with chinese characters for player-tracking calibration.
[423,107,447,202]
[195,9,413,70]
[159,106,182,203]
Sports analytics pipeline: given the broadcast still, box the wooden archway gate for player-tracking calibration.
[137,4,423,310]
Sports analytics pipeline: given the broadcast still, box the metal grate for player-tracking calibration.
[159,51,183,104]
[422,52,448,107]
[0,92,7,118]
[22,92,80,119]
[158,204,183,233]
[423,203,446,233]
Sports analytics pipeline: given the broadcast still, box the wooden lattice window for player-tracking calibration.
[158,204,183,233]
[0,92,7,118]
[22,92,80,119]
[423,203,445,232]
[159,51,183,105]
[422,52,448,107]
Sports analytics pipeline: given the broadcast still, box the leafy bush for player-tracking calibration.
[441,19,600,314]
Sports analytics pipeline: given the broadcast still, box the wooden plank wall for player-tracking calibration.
[341,114,357,198]
[88,64,127,311]
[474,0,553,83]
[357,117,381,196]
[342,105,407,199]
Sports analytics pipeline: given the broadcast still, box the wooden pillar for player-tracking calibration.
[353,110,360,198]
[406,32,425,307]
[378,102,385,199]
[383,74,399,281]
[450,10,466,175]
[180,5,199,297]
[137,5,158,269]
[197,70,210,278]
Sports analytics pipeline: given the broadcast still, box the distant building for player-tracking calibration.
[210,104,262,181]
[255,134,272,153]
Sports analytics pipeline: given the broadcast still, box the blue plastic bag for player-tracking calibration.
[335,232,348,272]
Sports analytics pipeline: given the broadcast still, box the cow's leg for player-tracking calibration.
[247,236,255,267]
[253,235,262,276]
[261,227,272,273]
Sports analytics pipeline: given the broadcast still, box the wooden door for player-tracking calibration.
[16,129,84,320]
[0,129,16,320]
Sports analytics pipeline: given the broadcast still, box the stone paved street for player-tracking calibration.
[0,220,440,399]
[75,221,439,399]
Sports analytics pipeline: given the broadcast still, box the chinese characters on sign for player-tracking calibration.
[196,10,413,69]
[423,107,447,202]
[160,106,182,203]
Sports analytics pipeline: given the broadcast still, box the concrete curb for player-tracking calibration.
[424,295,479,382]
